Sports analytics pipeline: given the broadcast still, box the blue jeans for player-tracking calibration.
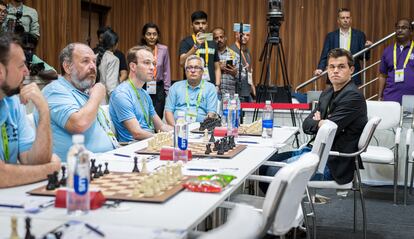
[258,146,333,193]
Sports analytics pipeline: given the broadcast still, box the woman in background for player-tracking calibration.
[96,29,120,104]
[141,22,171,119]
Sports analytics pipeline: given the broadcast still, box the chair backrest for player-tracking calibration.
[311,120,338,174]
[366,100,400,130]
[198,204,263,239]
[358,117,382,151]
[262,152,319,235]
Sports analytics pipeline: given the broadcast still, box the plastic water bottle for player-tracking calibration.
[234,93,241,127]
[66,134,90,215]
[221,93,230,126]
[262,100,274,138]
[174,111,189,163]
[227,99,239,137]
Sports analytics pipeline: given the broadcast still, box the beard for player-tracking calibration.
[0,69,22,97]
[70,68,95,91]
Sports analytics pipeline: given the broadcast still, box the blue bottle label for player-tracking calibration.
[74,174,88,195]
[178,137,188,150]
[262,119,273,129]
[223,109,228,117]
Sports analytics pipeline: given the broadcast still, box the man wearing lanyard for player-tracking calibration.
[230,29,256,102]
[314,8,372,85]
[378,18,414,104]
[165,55,218,126]
[178,10,221,90]
[109,46,172,142]
[39,43,117,162]
[0,32,60,188]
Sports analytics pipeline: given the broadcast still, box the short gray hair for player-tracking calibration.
[59,42,89,75]
[184,55,205,69]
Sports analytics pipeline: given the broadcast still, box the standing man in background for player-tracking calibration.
[314,8,372,85]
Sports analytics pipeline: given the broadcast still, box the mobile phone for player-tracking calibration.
[199,33,213,41]
[226,60,233,66]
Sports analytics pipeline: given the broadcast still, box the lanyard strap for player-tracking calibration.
[1,124,9,162]
[128,79,154,129]
[192,34,209,67]
[96,108,119,148]
[235,42,250,70]
[186,80,205,112]
[153,45,158,78]
[339,28,352,51]
[393,41,414,70]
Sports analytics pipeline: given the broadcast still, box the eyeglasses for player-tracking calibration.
[327,64,349,71]
[185,66,203,72]
[395,25,410,30]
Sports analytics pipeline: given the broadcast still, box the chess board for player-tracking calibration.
[28,172,187,203]
[191,128,261,137]
[136,143,247,159]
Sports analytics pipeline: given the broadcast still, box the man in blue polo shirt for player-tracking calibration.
[165,55,218,126]
[39,43,117,162]
[0,32,60,188]
[379,18,414,104]
[109,46,172,142]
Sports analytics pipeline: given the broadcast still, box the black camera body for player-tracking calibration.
[267,0,284,44]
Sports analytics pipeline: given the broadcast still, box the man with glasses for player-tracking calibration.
[38,43,117,162]
[260,48,367,192]
[378,18,414,104]
[314,8,372,85]
[109,46,172,142]
[0,1,7,34]
[165,55,218,126]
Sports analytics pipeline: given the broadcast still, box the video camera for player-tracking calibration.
[267,0,284,44]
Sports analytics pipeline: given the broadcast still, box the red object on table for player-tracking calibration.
[159,147,193,161]
[213,127,227,137]
[55,189,106,210]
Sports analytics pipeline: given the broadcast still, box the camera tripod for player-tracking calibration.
[254,32,300,147]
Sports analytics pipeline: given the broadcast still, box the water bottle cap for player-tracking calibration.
[177,111,185,117]
[225,93,230,97]
[234,93,239,97]
[265,100,271,105]
[72,134,84,144]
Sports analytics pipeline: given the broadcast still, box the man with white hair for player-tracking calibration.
[38,43,117,161]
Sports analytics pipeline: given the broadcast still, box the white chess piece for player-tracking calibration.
[141,157,149,174]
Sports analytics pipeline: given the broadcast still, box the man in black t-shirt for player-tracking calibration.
[178,11,221,90]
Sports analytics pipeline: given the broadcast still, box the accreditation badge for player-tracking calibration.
[185,109,197,123]
[202,66,210,82]
[395,69,405,83]
[146,80,157,94]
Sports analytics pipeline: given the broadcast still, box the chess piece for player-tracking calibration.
[90,159,97,174]
[205,144,212,154]
[217,141,225,155]
[46,174,56,190]
[104,162,110,174]
[209,132,215,143]
[98,164,104,176]
[213,140,219,151]
[59,165,67,186]
[203,129,209,142]
[10,216,19,239]
[132,156,140,173]
[53,171,60,187]
[141,157,149,174]
[24,217,34,239]
[93,170,100,179]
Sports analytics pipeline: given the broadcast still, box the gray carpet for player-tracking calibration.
[309,186,414,239]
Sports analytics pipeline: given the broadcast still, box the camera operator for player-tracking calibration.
[5,0,39,38]
[21,32,57,81]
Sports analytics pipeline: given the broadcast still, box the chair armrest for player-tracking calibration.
[247,175,274,183]
[406,128,413,147]
[395,127,402,145]
[262,161,287,167]
[219,200,237,209]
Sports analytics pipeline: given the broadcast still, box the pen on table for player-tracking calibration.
[0,204,24,209]
[186,168,218,172]
[113,153,131,158]
[39,200,55,208]
[85,223,105,237]
[237,141,259,144]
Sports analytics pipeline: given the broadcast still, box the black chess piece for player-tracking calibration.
[53,171,60,187]
[205,144,212,154]
[222,138,229,152]
[90,158,97,174]
[104,162,110,174]
[132,156,140,173]
[213,140,219,151]
[59,165,67,186]
[217,140,225,155]
[98,164,104,176]
[93,170,100,179]
[46,174,56,190]
[25,217,35,239]
[209,132,215,143]
[230,136,236,149]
